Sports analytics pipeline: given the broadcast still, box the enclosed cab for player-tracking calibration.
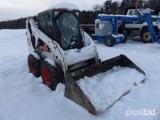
[37,8,83,50]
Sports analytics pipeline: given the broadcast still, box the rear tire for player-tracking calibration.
[140,29,152,43]
[121,31,128,43]
[104,35,115,47]
[40,61,61,90]
[28,54,40,77]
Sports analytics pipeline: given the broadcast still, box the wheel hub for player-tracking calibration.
[106,39,111,45]
[143,32,151,41]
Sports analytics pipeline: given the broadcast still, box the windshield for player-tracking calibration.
[56,13,83,50]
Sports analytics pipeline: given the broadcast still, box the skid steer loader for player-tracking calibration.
[26,3,146,115]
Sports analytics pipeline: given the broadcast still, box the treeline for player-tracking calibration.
[0,16,37,29]
[0,11,99,29]
[0,18,26,29]
[0,0,159,29]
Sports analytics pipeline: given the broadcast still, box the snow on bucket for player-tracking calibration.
[76,66,145,112]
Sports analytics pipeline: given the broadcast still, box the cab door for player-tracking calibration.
[44,14,55,40]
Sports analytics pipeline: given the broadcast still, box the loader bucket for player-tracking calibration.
[64,54,145,115]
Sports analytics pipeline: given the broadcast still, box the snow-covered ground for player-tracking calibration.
[0,29,160,120]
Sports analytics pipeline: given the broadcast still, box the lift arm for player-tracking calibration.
[97,13,159,42]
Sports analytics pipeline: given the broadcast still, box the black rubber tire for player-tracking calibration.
[140,29,152,43]
[28,54,40,77]
[40,61,62,90]
[104,35,115,47]
[57,65,65,84]
[121,33,128,43]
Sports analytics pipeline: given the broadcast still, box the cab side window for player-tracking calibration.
[136,10,141,16]
[129,10,133,15]
[38,15,46,32]
[44,14,53,28]
[44,14,55,40]
[38,14,55,40]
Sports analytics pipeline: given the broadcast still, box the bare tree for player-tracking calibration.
[92,4,102,12]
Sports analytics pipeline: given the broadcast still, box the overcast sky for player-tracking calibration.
[0,0,121,21]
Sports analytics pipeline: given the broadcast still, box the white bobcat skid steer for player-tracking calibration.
[26,4,145,115]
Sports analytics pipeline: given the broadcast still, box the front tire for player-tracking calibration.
[40,61,61,90]
[104,35,115,47]
[121,30,128,43]
[28,54,40,77]
[141,29,152,43]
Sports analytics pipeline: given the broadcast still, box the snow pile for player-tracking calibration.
[63,32,97,65]
[31,52,40,60]
[48,2,79,10]
[45,58,56,66]
[63,46,96,65]
[77,67,145,112]
[98,14,141,18]
[83,32,95,46]
[112,34,124,38]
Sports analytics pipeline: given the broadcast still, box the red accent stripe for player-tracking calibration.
[39,46,49,51]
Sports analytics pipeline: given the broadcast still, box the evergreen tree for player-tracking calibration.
[148,0,159,9]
